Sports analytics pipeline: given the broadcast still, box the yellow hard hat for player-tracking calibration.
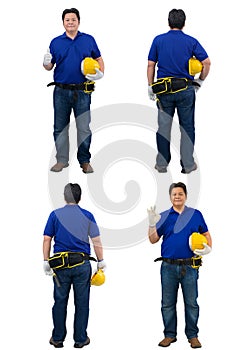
[91,269,105,286]
[82,57,100,76]
[189,232,207,251]
[188,57,203,76]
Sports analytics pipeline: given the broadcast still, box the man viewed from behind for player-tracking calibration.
[147,9,211,174]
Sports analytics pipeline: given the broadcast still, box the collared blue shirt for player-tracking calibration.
[156,206,208,259]
[43,205,100,254]
[148,30,208,80]
[49,31,101,84]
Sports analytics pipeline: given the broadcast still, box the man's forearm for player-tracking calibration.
[147,61,156,85]
[199,57,211,80]
[43,237,52,260]
[92,236,104,261]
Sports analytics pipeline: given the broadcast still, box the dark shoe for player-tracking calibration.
[50,162,69,172]
[49,337,64,348]
[181,162,197,174]
[74,336,90,348]
[188,338,202,348]
[81,163,94,174]
[155,164,167,173]
[158,337,177,347]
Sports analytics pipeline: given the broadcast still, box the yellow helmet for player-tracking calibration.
[91,269,105,286]
[82,57,100,76]
[189,232,207,251]
[188,57,203,76]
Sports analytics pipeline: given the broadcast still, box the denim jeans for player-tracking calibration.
[52,262,92,343]
[160,262,199,340]
[53,87,92,165]
[156,86,196,169]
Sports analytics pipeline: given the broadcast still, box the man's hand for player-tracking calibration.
[97,259,107,271]
[148,85,156,101]
[194,243,212,256]
[43,261,54,276]
[193,78,204,93]
[147,205,161,227]
[86,68,104,81]
[43,49,52,66]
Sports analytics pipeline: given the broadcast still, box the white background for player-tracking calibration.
[1,0,249,349]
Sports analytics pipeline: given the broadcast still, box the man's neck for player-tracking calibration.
[66,30,78,39]
[173,205,185,214]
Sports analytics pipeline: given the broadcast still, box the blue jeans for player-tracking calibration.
[156,86,196,169]
[53,87,92,165]
[52,262,92,343]
[160,262,199,340]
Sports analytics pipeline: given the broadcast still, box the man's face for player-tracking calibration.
[63,13,80,33]
[170,187,186,208]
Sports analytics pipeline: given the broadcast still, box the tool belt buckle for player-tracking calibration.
[83,81,95,94]
[191,256,202,269]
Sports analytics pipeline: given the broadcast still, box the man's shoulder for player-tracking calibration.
[153,32,169,40]
[51,33,66,43]
[184,206,203,218]
[159,208,173,220]
[77,206,95,219]
[77,31,96,41]
[181,31,199,42]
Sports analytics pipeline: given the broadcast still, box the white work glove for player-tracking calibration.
[43,49,52,66]
[97,259,107,271]
[194,243,212,256]
[86,68,104,81]
[193,78,204,93]
[43,261,54,276]
[148,85,156,101]
[147,205,161,227]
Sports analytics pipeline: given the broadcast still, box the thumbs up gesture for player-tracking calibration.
[43,48,52,66]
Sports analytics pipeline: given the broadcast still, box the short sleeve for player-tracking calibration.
[43,211,56,237]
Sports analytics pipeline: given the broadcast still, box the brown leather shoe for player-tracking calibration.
[49,337,64,348]
[50,162,69,172]
[158,337,177,347]
[181,162,198,174]
[81,163,94,174]
[188,338,202,348]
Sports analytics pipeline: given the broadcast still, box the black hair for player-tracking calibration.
[168,9,186,29]
[64,183,82,204]
[169,182,187,196]
[62,8,80,22]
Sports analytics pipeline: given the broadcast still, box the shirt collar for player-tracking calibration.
[62,31,82,39]
[170,205,188,214]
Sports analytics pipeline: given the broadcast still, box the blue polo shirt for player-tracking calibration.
[156,206,208,259]
[43,205,100,255]
[148,30,208,80]
[49,31,101,84]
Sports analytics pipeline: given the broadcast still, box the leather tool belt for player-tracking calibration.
[48,252,97,270]
[151,77,198,95]
[154,256,202,269]
[47,81,95,94]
